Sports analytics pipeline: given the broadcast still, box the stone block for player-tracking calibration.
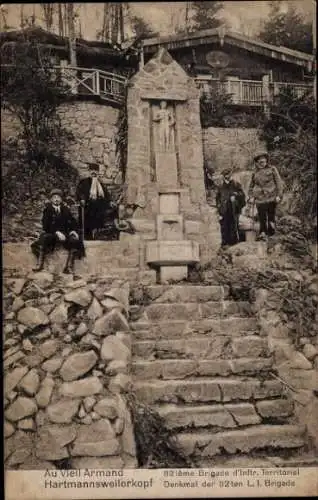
[232,337,269,357]
[146,240,199,266]
[144,302,200,321]
[159,404,236,429]
[225,403,261,426]
[160,266,188,283]
[47,399,81,424]
[157,214,184,241]
[60,351,98,382]
[197,360,232,377]
[229,357,273,374]
[18,369,40,396]
[256,399,294,418]
[159,193,180,214]
[161,359,198,379]
[155,152,178,187]
[134,379,221,405]
[221,380,260,402]
[59,377,103,398]
[180,425,305,457]
[5,366,29,395]
[5,397,37,422]
[185,220,202,236]
[36,424,77,461]
[148,285,223,303]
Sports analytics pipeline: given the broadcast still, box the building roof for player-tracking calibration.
[0,26,137,62]
[142,28,314,71]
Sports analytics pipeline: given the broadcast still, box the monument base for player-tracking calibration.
[146,240,199,266]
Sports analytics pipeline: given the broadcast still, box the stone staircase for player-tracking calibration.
[131,284,307,466]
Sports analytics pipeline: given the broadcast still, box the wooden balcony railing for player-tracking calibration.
[56,66,127,104]
[1,64,128,104]
[196,77,313,106]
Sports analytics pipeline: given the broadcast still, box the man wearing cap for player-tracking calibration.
[31,189,84,273]
[216,169,246,248]
[76,163,112,240]
[248,152,284,240]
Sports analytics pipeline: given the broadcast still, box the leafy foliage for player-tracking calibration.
[115,89,128,182]
[200,80,233,127]
[190,1,223,32]
[127,394,195,468]
[259,2,313,53]
[259,88,316,223]
[1,37,77,242]
[197,240,317,345]
[1,38,73,163]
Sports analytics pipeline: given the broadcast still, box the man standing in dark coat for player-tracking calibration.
[216,169,246,247]
[31,189,84,273]
[76,163,112,240]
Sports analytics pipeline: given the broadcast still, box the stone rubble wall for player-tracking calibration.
[4,271,137,470]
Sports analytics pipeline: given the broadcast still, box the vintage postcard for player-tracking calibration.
[2,1,317,499]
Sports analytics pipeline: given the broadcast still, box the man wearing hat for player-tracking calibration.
[76,163,112,240]
[216,169,246,247]
[248,152,284,239]
[31,189,84,273]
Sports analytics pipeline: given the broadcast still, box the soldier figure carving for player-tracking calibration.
[153,100,175,152]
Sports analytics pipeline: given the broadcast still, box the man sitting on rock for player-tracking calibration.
[31,189,85,274]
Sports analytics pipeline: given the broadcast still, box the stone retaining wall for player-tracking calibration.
[203,127,266,175]
[4,271,137,469]
[1,102,121,184]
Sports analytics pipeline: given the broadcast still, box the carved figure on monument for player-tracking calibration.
[153,100,175,152]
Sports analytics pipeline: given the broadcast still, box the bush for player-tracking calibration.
[1,37,74,163]
[259,88,316,225]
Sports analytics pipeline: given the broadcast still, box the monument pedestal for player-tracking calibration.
[146,189,200,283]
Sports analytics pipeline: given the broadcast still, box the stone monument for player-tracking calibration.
[124,48,220,281]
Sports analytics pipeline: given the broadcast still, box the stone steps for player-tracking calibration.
[133,378,286,405]
[155,399,295,430]
[130,284,307,462]
[132,358,273,379]
[176,425,306,458]
[131,317,259,339]
[142,285,228,302]
[132,335,270,360]
[137,301,252,322]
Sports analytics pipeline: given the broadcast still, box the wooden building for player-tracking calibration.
[0,26,138,105]
[141,28,315,108]
[1,26,314,108]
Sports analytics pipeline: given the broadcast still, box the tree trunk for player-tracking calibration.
[67,3,77,66]
[58,4,64,36]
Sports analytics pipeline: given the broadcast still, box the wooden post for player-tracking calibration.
[139,46,144,70]
[262,74,270,119]
[95,70,100,96]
